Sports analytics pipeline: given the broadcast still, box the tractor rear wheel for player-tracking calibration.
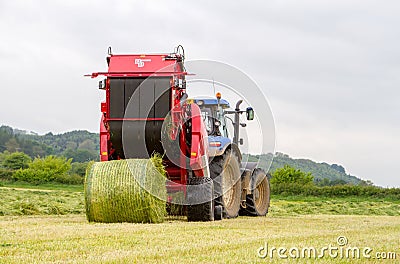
[241,169,270,216]
[210,150,241,218]
[187,177,214,221]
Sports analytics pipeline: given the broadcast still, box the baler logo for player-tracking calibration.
[135,58,151,68]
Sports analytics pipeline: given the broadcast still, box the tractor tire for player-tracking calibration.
[210,150,241,219]
[214,205,223,221]
[241,169,270,216]
[187,177,214,222]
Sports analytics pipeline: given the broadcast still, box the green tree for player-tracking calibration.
[78,139,96,151]
[271,165,314,185]
[331,164,346,174]
[63,149,98,162]
[65,141,77,150]
[5,138,20,153]
[28,156,71,175]
[0,151,10,165]
[358,179,374,186]
[0,126,13,151]
[2,152,31,170]
[70,162,89,177]
[13,156,72,184]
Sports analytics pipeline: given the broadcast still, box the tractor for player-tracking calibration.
[86,46,270,221]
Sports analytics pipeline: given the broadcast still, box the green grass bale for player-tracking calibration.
[85,156,167,223]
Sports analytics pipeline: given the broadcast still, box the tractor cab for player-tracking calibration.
[194,98,230,137]
[194,94,255,158]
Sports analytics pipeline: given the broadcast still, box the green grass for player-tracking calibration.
[269,195,400,216]
[0,215,399,263]
[0,180,83,192]
[0,184,399,262]
[0,185,399,217]
[0,187,84,216]
[272,194,400,202]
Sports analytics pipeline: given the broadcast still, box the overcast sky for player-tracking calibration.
[1,0,399,187]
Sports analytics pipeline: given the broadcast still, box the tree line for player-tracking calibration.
[244,152,368,186]
[0,151,88,185]
[0,125,99,162]
[270,165,400,199]
[2,149,399,199]
[0,125,100,185]
[1,125,389,195]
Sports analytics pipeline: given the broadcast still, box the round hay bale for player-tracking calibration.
[85,156,167,223]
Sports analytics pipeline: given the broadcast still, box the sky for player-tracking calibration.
[1,0,399,187]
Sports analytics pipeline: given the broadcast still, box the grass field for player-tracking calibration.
[270,195,400,216]
[0,186,84,216]
[1,185,399,217]
[0,184,399,263]
[0,215,399,263]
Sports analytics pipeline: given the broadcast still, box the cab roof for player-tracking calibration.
[194,98,230,108]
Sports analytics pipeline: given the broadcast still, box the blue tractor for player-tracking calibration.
[194,94,270,219]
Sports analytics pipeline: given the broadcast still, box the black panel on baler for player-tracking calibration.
[154,78,171,118]
[110,77,170,118]
[124,78,142,118]
[108,121,123,158]
[108,77,171,159]
[144,78,171,156]
[139,78,155,118]
[109,79,125,118]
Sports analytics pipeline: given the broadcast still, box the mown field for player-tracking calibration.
[1,184,399,217]
[0,185,399,263]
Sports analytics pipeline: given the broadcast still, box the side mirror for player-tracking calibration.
[246,107,254,120]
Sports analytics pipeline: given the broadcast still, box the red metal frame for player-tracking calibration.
[87,72,188,78]
[106,118,166,121]
[188,103,209,177]
[91,49,209,197]
[99,114,109,162]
